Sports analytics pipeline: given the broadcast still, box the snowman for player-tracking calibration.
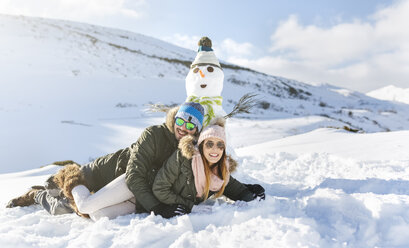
[185,37,226,128]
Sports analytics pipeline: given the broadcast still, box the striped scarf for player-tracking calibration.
[186,95,223,127]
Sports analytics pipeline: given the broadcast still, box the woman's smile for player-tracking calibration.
[209,153,219,158]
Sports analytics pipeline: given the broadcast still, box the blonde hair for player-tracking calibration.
[198,142,228,200]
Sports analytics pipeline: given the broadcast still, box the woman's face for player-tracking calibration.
[202,137,225,165]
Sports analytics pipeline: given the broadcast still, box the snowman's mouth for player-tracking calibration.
[200,84,207,88]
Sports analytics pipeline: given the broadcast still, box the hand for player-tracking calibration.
[244,183,265,201]
[151,203,189,218]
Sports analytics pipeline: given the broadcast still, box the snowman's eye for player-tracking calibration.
[207,66,214,72]
[193,68,199,73]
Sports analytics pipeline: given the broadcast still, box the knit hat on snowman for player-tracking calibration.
[191,37,221,69]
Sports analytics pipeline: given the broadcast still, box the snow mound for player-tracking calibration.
[367,85,409,105]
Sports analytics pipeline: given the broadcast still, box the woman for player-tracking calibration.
[153,117,264,213]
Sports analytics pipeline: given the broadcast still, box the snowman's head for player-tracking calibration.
[186,37,224,97]
[185,64,224,97]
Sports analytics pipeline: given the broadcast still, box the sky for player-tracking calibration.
[1,0,408,93]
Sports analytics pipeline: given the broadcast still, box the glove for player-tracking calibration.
[151,203,189,218]
[244,183,266,201]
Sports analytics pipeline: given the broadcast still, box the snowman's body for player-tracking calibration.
[185,64,226,128]
[184,37,237,158]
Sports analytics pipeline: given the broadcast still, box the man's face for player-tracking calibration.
[174,117,197,140]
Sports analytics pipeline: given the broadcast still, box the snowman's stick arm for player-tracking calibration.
[224,93,260,119]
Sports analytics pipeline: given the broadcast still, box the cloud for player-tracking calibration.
[0,0,145,20]
[269,15,376,67]
[218,38,255,57]
[230,0,409,92]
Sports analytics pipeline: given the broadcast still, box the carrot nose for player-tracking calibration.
[199,70,205,78]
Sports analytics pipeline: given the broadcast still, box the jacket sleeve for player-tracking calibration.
[223,176,254,202]
[152,151,195,210]
[125,127,160,211]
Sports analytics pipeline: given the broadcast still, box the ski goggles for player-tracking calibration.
[175,117,197,131]
[205,140,225,150]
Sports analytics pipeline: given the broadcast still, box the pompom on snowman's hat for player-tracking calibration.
[191,37,221,69]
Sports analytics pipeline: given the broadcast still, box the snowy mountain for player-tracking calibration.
[2,14,409,247]
[367,85,409,105]
[2,13,409,173]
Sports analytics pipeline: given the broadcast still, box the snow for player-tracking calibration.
[3,131,409,247]
[237,128,409,161]
[2,14,409,247]
[367,85,409,105]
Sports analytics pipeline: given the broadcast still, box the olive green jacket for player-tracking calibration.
[152,135,254,211]
[125,107,181,212]
[81,147,130,193]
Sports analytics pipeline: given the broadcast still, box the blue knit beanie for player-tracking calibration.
[175,102,205,131]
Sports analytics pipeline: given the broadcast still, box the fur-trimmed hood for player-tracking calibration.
[165,106,179,133]
[178,134,238,173]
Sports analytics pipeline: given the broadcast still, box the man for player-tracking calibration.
[125,102,206,217]
[7,102,205,218]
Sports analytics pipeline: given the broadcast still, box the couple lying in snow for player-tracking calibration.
[6,102,265,220]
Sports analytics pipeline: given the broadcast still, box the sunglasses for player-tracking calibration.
[193,66,214,73]
[205,140,225,150]
[175,117,196,131]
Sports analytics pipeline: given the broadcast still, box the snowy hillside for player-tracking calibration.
[367,85,409,105]
[2,14,409,247]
